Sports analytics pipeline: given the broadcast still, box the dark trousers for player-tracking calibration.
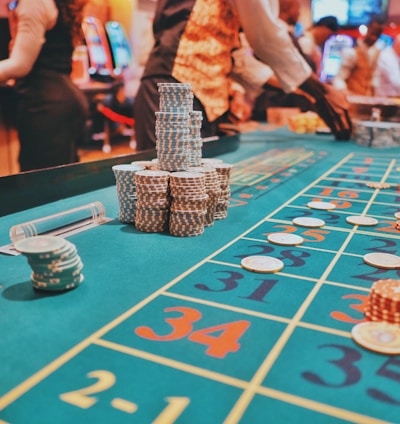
[15,70,89,172]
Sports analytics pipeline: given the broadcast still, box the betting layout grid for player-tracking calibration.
[128,150,400,422]
[2,151,400,423]
[223,151,400,421]
[127,149,399,420]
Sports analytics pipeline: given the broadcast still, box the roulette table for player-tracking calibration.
[0,127,399,423]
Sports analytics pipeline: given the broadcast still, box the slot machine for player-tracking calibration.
[105,21,132,75]
[82,16,114,81]
[319,34,354,83]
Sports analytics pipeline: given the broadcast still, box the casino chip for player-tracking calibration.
[267,233,304,246]
[365,181,392,189]
[351,321,400,355]
[363,253,400,269]
[346,216,378,226]
[14,235,84,291]
[292,217,325,228]
[364,279,400,325]
[241,255,284,273]
[307,201,336,210]
[14,235,66,255]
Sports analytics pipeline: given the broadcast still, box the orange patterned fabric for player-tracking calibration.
[172,0,241,122]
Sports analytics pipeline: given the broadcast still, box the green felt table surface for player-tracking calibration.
[1,128,400,423]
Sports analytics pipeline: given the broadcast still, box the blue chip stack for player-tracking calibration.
[112,164,145,223]
[14,235,84,292]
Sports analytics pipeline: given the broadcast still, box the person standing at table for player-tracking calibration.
[134,0,352,151]
[332,15,385,96]
[231,0,317,121]
[297,15,339,77]
[0,0,89,172]
[373,34,400,97]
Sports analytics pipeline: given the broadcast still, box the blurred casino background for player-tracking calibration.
[1,0,400,176]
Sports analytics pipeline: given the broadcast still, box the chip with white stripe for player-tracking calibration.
[241,256,284,273]
[267,233,304,246]
[307,201,336,210]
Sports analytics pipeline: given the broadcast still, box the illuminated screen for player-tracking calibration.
[311,0,389,27]
[105,22,132,70]
[312,0,349,25]
[319,34,354,82]
[82,20,110,70]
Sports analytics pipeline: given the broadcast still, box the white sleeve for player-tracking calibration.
[229,0,311,93]
[374,49,400,95]
[0,0,57,81]
[230,42,274,98]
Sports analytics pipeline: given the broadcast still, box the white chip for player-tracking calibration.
[307,201,336,210]
[395,212,400,220]
[267,233,304,246]
[365,181,391,189]
[363,253,400,269]
[241,255,284,273]
[346,216,379,226]
[352,322,400,355]
[292,217,325,228]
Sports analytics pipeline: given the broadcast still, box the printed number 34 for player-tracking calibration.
[135,306,250,359]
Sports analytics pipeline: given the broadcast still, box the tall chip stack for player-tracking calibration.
[156,83,193,171]
[114,83,234,237]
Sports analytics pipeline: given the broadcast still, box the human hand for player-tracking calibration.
[229,91,252,122]
[315,84,352,140]
[300,75,352,140]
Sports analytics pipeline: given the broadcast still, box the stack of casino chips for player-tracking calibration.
[364,279,400,325]
[213,163,234,220]
[14,235,84,291]
[187,166,221,227]
[112,164,145,224]
[354,120,400,148]
[134,170,171,233]
[156,83,193,171]
[188,110,203,166]
[169,171,208,237]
